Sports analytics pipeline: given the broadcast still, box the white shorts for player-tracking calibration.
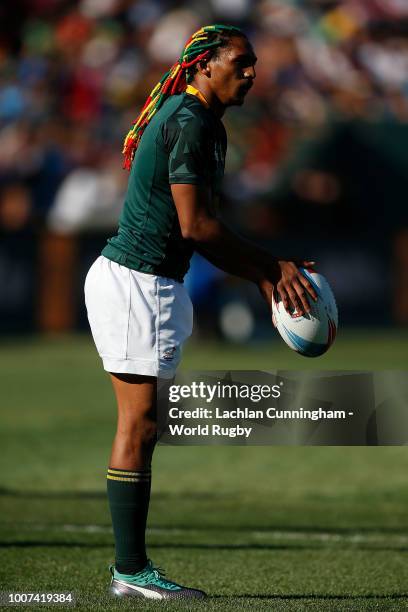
[84,256,193,378]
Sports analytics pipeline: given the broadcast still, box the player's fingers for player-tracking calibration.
[298,272,318,302]
[292,279,311,313]
[287,287,305,316]
[277,285,291,313]
[292,259,315,269]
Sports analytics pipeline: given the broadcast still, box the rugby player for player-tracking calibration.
[84,24,317,600]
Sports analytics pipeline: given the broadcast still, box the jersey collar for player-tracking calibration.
[185,84,210,109]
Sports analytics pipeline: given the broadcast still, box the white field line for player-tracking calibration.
[18,524,408,544]
[251,530,408,544]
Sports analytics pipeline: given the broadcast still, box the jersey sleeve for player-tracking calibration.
[164,115,210,185]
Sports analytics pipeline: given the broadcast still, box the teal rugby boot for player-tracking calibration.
[109,560,206,600]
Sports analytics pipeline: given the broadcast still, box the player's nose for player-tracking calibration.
[244,65,256,79]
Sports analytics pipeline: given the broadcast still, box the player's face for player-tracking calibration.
[210,36,257,106]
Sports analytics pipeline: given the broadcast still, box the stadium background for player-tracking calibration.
[1,0,408,609]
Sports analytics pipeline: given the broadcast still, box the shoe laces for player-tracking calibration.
[145,560,180,590]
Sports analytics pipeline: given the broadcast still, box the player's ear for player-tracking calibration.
[198,59,211,77]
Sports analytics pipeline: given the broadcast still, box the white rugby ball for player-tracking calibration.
[272,268,338,357]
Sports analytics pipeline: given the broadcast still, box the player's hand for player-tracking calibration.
[275,260,317,315]
[259,260,318,317]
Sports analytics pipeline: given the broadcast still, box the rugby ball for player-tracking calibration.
[272,268,338,357]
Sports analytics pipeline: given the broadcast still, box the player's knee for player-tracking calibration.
[117,416,157,449]
[138,418,157,447]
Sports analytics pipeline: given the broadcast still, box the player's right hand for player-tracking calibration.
[276,260,318,315]
[260,260,318,317]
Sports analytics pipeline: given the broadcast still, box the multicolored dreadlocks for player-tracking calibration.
[122,24,243,171]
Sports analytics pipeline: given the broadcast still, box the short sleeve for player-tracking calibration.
[164,115,210,185]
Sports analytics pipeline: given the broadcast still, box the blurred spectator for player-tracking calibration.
[48,151,126,233]
[0,183,32,232]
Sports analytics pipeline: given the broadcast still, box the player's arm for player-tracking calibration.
[171,183,317,315]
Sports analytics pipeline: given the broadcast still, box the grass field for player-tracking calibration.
[1,330,408,611]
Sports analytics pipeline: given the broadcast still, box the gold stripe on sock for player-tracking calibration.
[108,468,151,477]
[107,474,151,483]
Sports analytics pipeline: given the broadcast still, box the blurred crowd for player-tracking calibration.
[1,0,408,334]
[1,0,408,235]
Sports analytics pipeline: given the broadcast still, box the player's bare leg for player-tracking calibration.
[107,373,206,600]
[109,373,157,470]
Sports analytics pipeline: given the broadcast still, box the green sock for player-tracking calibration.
[107,467,151,574]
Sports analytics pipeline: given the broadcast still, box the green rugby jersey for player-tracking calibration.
[102,91,227,282]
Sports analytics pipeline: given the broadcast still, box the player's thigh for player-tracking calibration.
[110,372,157,416]
[110,373,157,425]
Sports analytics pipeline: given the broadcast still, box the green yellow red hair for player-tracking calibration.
[122,24,243,171]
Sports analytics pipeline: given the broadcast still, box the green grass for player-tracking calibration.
[1,331,408,610]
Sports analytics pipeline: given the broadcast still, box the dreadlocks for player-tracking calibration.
[122,24,244,171]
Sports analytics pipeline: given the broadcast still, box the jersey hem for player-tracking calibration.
[101,245,185,283]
